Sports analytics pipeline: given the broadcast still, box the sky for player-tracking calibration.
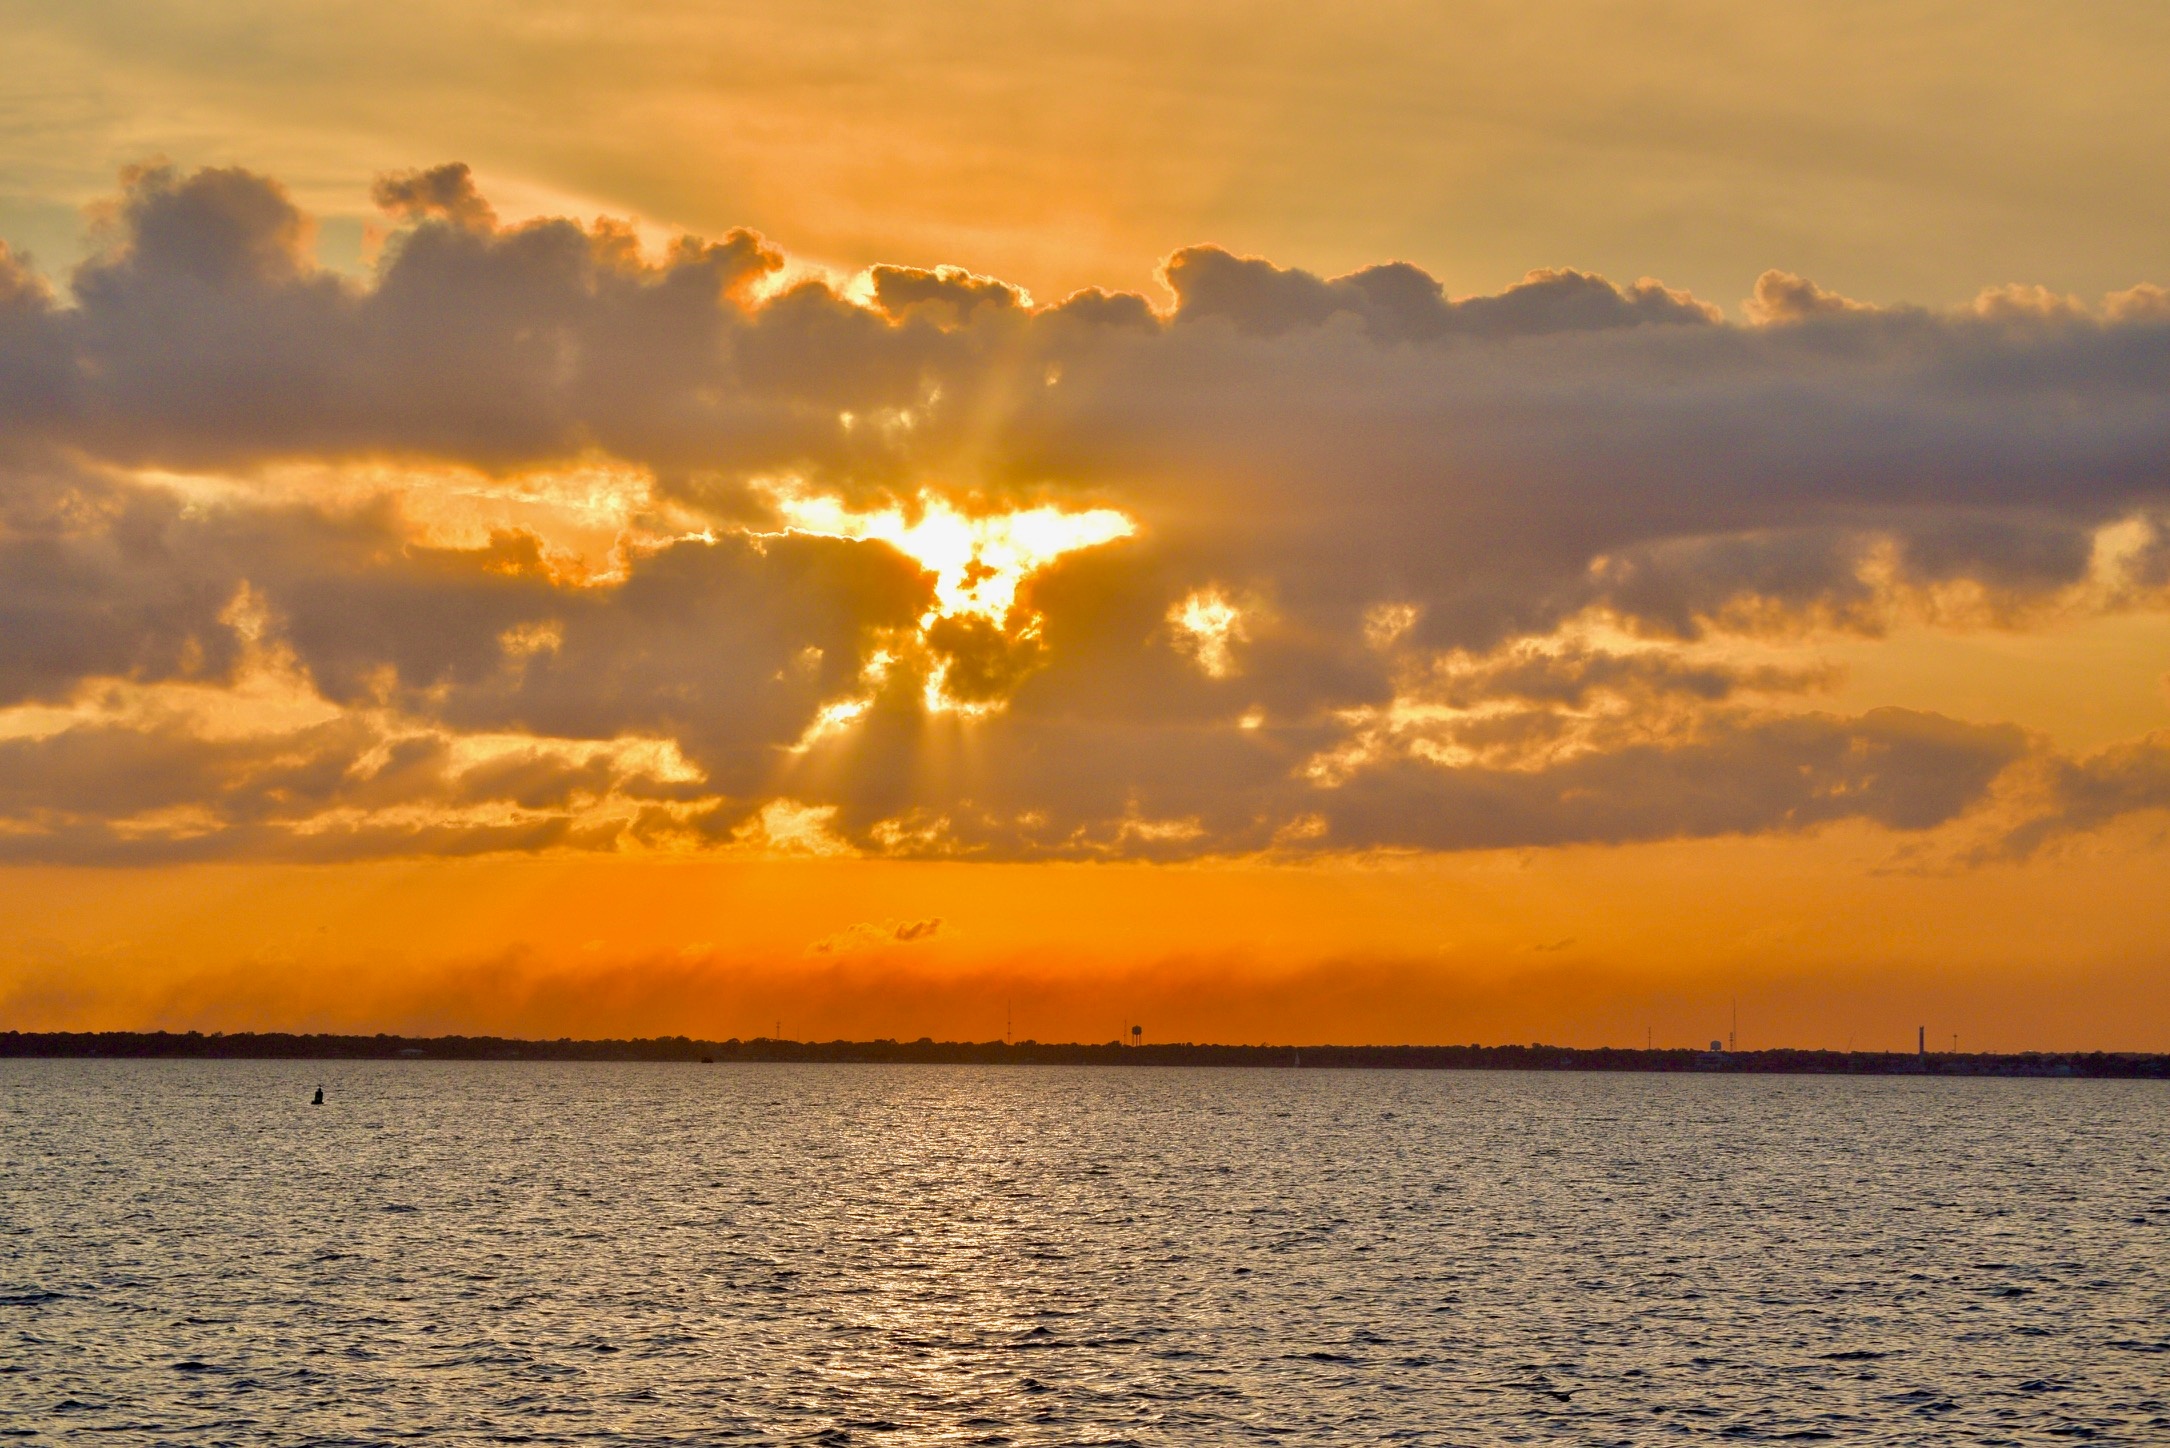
[1,1,2167,1047]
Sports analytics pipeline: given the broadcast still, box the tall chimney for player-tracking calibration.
[1918,1025,1925,1058]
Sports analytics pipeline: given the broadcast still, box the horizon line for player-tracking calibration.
[6,1031,2166,1078]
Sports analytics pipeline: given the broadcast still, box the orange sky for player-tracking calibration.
[5,2,2169,307]
[7,817,2166,1049]
[1,3,2167,1048]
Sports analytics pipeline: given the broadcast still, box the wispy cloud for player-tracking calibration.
[807,917,948,956]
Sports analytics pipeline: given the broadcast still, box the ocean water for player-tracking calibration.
[2,1062,2167,1445]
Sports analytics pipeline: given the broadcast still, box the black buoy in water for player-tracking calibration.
[311,1085,324,1105]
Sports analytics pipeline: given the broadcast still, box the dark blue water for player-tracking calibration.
[3,1061,2167,1444]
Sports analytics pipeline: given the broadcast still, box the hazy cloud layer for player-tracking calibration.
[1,163,2167,862]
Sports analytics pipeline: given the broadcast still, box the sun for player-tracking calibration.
[764,486,1135,732]
[769,489,1133,626]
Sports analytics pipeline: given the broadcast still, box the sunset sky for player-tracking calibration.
[1,1,2166,1048]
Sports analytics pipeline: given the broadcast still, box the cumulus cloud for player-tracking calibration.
[1162,247,1720,340]
[1743,270,1873,326]
[1,162,2168,862]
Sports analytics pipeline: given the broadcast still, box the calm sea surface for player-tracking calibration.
[2,1061,2166,1445]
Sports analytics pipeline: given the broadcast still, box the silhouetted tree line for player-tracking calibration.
[2,1032,2164,1076]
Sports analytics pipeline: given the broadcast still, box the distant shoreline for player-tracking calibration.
[3,1032,2166,1077]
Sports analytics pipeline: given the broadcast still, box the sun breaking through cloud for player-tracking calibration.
[765,486,1135,717]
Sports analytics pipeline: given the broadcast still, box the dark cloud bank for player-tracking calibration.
[0,162,2166,863]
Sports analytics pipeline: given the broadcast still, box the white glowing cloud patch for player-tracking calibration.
[735,798,856,857]
[785,647,896,753]
[1364,602,1419,650]
[1169,588,1247,678]
[795,696,871,749]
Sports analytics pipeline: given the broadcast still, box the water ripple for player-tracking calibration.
[2,1062,2167,1444]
